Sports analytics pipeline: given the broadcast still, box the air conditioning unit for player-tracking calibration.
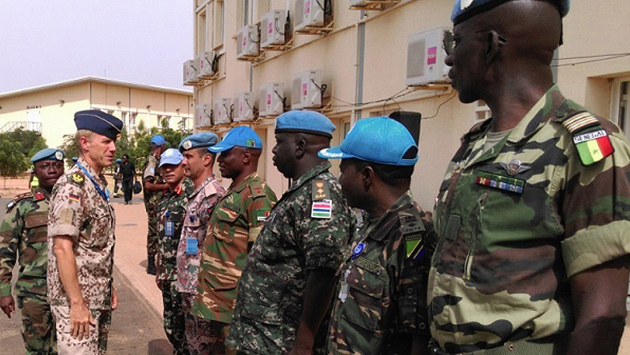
[237,24,260,59]
[260,10,287,48]
[295,0,325,32]
[195,104,211,128]
[197,52,216,79]
[183,59,200,85]
[259,82,284,116]
[213,98,232,125]
[406,27,450,86]
[234,92,255,122]
[292,70,322,109]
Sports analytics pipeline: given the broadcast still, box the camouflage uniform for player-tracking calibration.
[429,85,630,354]
[227,161,354,354]
[175,176,225,351]
[327,193,434,354]
[144,155,166,263]
[156,178,194,355]
[191,172,277,354]
[0,188,57,354]
[47,157,116,355]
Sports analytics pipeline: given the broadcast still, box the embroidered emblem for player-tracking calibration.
[476,171,524,194]
[405,234,425,260]
[69,194,80,202]
[34,191,45,200]
[499,158,531,176]
[352,242,366,260]
[311,199,332,219]
[55,151,64,160]
[461,0,474,11]
[182,140,193,150]
[312,180,330,200]
[71,173,84,185]
[573,129,614,166]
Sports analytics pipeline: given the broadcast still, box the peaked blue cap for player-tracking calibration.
[451,0,570,25]
[209,126,262,153]
[151,135,167,146]
[159,148,184,167]
[74,110,123,141]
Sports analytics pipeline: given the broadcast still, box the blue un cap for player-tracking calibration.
[319,117,418,166]
[179,133,219,152]
[275,110,335,138]
[31,148,65,163]
[74,110,123,141]
[452,0,570,24]
[159,148,184,168]
[151,135,167,146]
[209,126,262,153]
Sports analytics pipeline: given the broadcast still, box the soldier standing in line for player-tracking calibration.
[429,1,630,354]
[112,158,122,198]
[155,148,194,355]
[0,148,65,355]
[320,117,434,355]
[227,111,355,354]
[47,110,122,354]
[176,133,226,353]
[143,135,169,275]
[192,126,277,354]
[119,154,136,205]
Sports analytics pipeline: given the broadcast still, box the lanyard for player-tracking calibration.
[76,161,110,202]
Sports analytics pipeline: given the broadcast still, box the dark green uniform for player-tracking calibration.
[0,188,57,354]
[144,155,166,263]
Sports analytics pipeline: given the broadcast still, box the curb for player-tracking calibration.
[113,266,163,325]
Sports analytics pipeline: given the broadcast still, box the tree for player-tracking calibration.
[60,134,79,167]
[0,137,29,188]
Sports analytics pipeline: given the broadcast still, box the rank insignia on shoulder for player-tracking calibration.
[71,173,84,185]
[476,171,524,194]
[572,129,614,166]
[34,191,45,200]
[562,111,599,134]
[6,200,15,210]
[311,199,332,219]
[312,180,330,201]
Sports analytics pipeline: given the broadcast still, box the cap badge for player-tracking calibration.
[499,159,531,176]
[55,151,64,160]
[246,140,255,147]
[183,140,193,150]
[461,0,474,10]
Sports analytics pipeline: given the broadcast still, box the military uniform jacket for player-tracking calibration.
[428,85,630,353]
[0,188,51,299]
[227,161,355,354]
[47,157,116,310]
[143,155,165,210]
[156,179,194,282]
[192,172,277,323]
[328,193,434,355]
[176,176,225,294]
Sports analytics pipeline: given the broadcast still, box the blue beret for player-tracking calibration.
[31,148,65,163]
[116,158,122,162]
[452,0,570,24]
[179,133,219,152]
[151,135,167,146]
[275,110,335,138]
[209,126,262,153]
[319,117,418,166]
[74,110,123,141]
[159,148,184,167]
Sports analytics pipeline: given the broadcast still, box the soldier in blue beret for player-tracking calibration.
[143,135,169,275]
[0,148,65,354]
[227,111,355,354]
[429,1,630,354]
[47,110,122,353]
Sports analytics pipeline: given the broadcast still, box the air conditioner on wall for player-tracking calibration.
[234,92,255,122]
[195,104,211,128]
[183,59,200,86]
[295,0,324,32]
[406,27,451,86]
[237,24,260,59]
[213,98,232,125]
[292,70,322,109]
[260,10,287,48]
[259,82,284,116]
[197,52,216,79]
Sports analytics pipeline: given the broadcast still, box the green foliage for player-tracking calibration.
[0,128,48,178]
[60,134,79,167]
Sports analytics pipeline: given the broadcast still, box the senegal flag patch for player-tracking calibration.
[573,129,614,166]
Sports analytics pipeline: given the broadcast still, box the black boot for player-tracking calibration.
[147,256,156,275]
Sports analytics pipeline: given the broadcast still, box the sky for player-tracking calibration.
[0,1,193,93]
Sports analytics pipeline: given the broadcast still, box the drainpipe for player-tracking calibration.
[353,10,367,126]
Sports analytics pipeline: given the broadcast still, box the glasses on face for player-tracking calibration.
[442,30,507,56]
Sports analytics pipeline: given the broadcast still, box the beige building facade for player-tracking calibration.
[187,0,630,209]
[0,76,194,149]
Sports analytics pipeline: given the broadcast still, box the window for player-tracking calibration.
[237,0,252,28]
[197,9,207,54]
[611,77,630,141]
[214,0,225,48]
[256,0,270,22]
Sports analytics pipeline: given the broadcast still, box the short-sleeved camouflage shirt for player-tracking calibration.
[227,161,355,354]
[429,85,630,353]
[192,172,277,324]
[143,155,165,209]
[0,188,51,298]
[328,193,434,354]
[47,157,116,310]
[176,176,225,294]
[156,178,194,282]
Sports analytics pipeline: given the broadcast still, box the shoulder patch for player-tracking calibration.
[561,111,599,134]
[250,181,267,198]
[562,112,614,166]
[7,192,33,210]
[312,180,330,201]
[69,172,85,186]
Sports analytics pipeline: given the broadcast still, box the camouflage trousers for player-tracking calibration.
[51,306,111,355]
[182,294,236,355]
[17,295,57,355]
[162,280,189,355]
[146,206,159,258]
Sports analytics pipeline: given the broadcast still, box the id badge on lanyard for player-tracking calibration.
[186,237,198,255]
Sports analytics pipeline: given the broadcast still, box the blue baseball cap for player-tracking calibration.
[209,126,263,153]
[179,133,219,152]
[74,110,123,141]
[452,0,570,24]
[159,148,184,167]
[275,110,336,138]
[116,158,122,162]
[318,117,418,166]
[31,148,65,163]
[151,135,167,146]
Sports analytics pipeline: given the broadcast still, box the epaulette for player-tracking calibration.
[312,180,330,201]
[68,171,85,187]
[461,118,491,142]
[250,181,267,198]
[6,192,33,211]
[560,111,614,166]
[399,213,426,261]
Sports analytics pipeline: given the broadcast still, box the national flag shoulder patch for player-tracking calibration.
[572,128,614,166]
[69,194,80,203]
[311,199,332,219]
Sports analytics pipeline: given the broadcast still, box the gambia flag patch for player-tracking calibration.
[311,199,332,219]
[573,129,614,166]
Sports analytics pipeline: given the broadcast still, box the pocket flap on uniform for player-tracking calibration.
[215,203,240,223]
[24,213,48,229]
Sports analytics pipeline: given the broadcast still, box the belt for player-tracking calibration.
[429,334,569,355]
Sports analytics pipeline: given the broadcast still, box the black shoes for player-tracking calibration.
[147,257,156,275]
